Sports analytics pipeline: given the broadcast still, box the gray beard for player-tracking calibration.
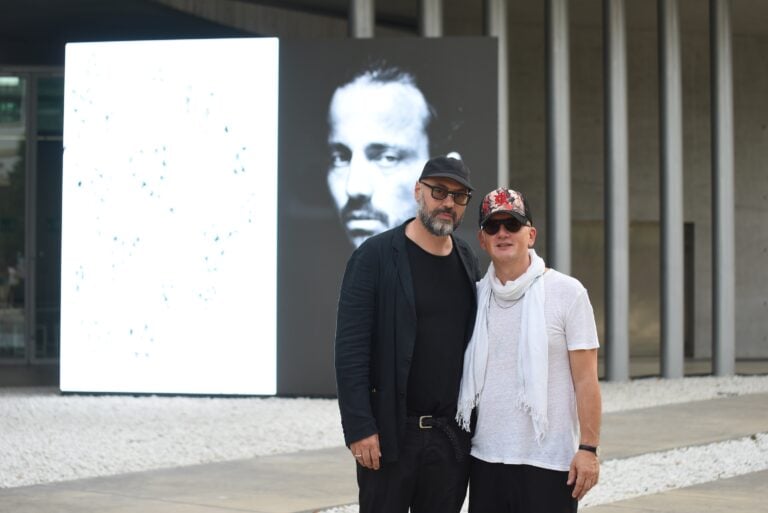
[417,196,462,236]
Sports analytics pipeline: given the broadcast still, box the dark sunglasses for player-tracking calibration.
[482,217,529,235]
[419,181,472,206]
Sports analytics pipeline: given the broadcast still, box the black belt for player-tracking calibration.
[406,415,469,462]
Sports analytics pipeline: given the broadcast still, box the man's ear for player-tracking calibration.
[528,226,537,247]
[414,181,421,201]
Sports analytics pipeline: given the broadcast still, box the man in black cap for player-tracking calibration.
[335,155,481,513]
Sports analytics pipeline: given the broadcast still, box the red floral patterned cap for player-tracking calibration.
[478,187,532,227]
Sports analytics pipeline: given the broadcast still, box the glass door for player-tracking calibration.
[34,75,64,360]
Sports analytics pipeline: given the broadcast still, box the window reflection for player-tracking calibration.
[0,75,26,359]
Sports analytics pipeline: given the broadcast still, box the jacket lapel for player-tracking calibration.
[393,224,416,315]
[454,238,479,305]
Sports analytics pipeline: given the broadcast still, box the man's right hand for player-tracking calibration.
[349,433,381,470]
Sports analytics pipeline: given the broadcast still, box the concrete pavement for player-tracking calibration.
[1,393,767,513]
[600,393,768,459]
[587,469,768,513]
[0,447,356,513]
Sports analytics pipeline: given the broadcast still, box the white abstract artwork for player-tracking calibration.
[60,38,279,395]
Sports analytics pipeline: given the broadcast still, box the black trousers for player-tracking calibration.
[469,457,577,513]
[356,422,470,513]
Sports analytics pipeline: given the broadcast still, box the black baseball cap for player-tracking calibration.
[418,156,473,191]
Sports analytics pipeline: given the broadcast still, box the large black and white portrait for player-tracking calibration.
[326,63,461,248]
[278,38,498,394]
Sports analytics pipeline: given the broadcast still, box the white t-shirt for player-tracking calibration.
[471,269,599,471]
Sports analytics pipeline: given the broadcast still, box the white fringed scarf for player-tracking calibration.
[456,249,549,442]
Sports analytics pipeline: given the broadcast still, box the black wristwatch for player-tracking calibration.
[578,444,599,456]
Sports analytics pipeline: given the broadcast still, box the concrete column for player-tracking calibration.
[604,0,630,381]
[485,0,508,187]
[420,0,442,37]
[710,0,736,376]
[546,0,571,274]
[659,0,685,378]
[350,0,374,38]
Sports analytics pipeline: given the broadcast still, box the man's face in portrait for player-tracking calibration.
[327,75,431,248]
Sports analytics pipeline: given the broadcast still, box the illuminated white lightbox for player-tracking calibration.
[60,38,278,395]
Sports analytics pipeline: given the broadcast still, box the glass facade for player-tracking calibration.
[0,72,63,362]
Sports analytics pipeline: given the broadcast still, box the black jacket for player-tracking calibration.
[334,220,481,461]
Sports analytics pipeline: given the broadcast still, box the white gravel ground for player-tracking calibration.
[320,432,768,513]
[583,432,768,507]
[1,375,767,497]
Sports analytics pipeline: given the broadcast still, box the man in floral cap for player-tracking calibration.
[457,187,602,512]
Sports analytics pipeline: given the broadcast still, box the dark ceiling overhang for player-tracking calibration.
[0,0,249,67]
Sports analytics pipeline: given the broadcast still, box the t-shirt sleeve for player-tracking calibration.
[565,288,600,351]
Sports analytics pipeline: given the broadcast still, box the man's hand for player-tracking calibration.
[349,433,382,470]
[567,450,599,500]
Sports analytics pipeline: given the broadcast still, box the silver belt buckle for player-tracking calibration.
[419,415,433,429]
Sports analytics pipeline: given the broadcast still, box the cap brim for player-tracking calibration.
[422,172,473,191]
[480,210,529,227]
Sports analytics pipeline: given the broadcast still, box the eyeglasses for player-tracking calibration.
[419,181,472,206]
[482,217,529,235]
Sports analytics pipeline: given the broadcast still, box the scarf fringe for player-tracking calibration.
[455,250,549,439]
[515,390,548,444]
[456,393,480,432]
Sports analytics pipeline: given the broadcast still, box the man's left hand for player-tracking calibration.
[567,450,599,500]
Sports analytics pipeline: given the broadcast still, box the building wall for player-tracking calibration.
[500,11,768,359]
[3,0,765,366]
[732,33,768,357]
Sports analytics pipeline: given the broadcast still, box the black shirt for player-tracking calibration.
[405,237,475,417]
